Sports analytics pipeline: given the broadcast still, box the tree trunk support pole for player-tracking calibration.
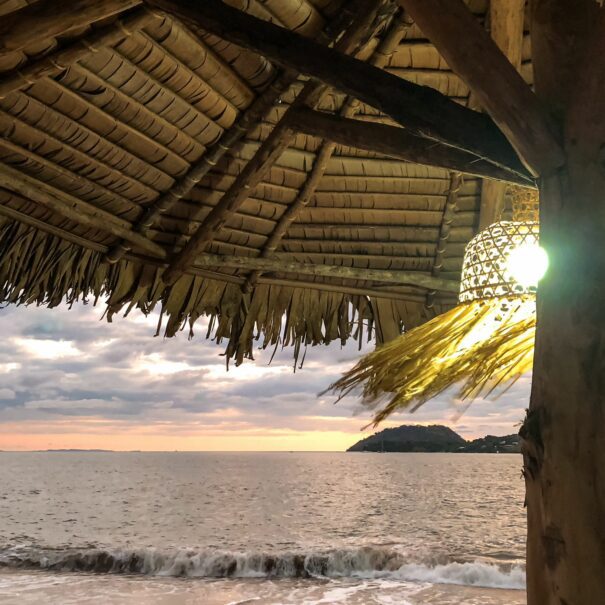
[522,3,605,602]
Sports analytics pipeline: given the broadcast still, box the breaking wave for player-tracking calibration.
[0,544,525,589]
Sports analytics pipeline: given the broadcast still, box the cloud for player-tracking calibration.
[24,398,124,411]
[0,300,531,450]
[14,337,82,359]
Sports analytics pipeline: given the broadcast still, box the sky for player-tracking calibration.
[0,301,531,451]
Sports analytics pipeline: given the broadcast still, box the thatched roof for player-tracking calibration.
[0,0,535,364]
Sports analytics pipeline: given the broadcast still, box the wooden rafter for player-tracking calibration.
[425,172,462,309]
[478,0,525,229]
[242,14,411,293]
[253,278,454,305]
[104,70,298,263]
[0,164,165,257]
[287,107,534,186]
[0,8,158,99]
[161,0,384,286]
[146,0,525,174]
[105,0,371,265]
[288,224,474,238]
[0,200,458,301]
[398,0,564,176]
[0,0,142,54]
[169,252,460,293]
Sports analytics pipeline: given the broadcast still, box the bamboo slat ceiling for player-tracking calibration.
[0,0,534,364]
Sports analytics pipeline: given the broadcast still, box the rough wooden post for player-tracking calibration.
[521,2,605,604]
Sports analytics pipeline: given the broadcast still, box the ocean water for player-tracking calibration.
[0,452,527,604]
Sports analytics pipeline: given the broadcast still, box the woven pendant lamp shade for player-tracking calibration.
[458,221,541,303]
[327,187,543,425]
[460,186,541,303]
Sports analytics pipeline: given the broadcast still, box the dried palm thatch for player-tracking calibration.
[0,0,534,364]
[326,296,535,425]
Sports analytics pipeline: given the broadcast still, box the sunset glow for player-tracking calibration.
[0,302,530,452]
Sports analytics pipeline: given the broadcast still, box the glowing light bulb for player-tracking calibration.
[506,243,549,287]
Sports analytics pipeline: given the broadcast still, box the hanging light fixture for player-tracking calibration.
[327,187,547,425]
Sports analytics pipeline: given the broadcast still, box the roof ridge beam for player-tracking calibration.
[287,106,535,186]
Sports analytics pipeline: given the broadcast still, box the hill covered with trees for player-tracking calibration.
[348,425,520,453]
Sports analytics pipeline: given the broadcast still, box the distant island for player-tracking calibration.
[348,424,521,453]
[40,449,114,452]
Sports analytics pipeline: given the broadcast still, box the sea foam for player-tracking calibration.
[0,544,525,590]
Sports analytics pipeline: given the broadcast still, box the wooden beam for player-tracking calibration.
[255,277,457,304]
[146,0,525,174]
[104,0,369,264]
[287,107,534,186]
[161,0,382,286]
[0,0,141,54]
[242,16,411,293]
[0,8,159,99]
[478,0,525,229]
[490,0,526,70]
[288,224,474,240]
[104,70,298,263]
[398,0,564,176]
[425,172,462,309]
[162,119,294,284]
[0,163,166,257]
[0,195,458,302]
[179,252,460,293]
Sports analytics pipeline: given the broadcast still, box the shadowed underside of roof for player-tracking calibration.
[0,0,535,364]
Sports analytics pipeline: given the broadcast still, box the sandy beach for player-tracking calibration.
[0,570,526,605]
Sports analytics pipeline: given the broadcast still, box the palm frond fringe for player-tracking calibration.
[326,297,535,425]
[0,220,446,365]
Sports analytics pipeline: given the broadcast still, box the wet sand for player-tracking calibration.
[0,570,526,605]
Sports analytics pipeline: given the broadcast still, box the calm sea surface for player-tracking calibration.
[0,452,527,604]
